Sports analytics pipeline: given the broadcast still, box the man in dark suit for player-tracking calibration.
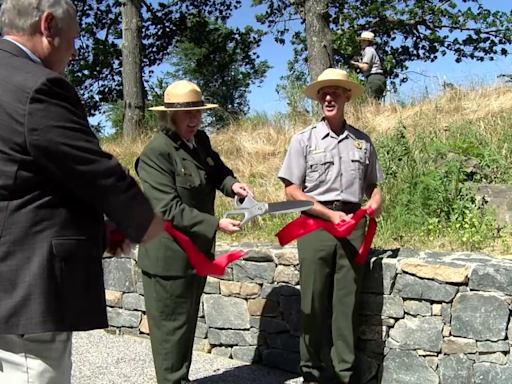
[0,1,164,382]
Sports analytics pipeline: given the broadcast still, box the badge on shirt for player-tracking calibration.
[354,141,362,149]
[206,157,215,166]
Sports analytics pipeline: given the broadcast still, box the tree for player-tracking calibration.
[121,0,144,139]
[166,20,271,129]
[253,0,512,88]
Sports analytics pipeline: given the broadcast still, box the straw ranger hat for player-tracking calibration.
[149,80,219,111]
[356,31,375,42]
[303,68,364,100]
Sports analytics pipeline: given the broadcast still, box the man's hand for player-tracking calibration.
[218,218,241,235]
[232,182,254,198]
[329,211,353,225]
[141,213,165,245]
[363,199,382,218]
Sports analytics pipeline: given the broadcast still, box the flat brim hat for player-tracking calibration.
[356,31,375,42]
[304,68,365,100]
[149,80,219,111]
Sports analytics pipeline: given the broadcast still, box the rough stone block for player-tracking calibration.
[211,347,231,358]
[360,294,404,319]
[281,285,300,296]
[107,308,141,328]
[232,346,260,363]
[242,250,274,262]
[388,316,443,352]
[274,266,300,285]
[432,304,442,316]
[207,329,259,346]
[442,303,452,325]
[477,341,509,353]
[476,352,507,365]
[204,277,221,294]
[193,338,211,353]
[273,250,299,266]
[363,257,397,295]
[240,283,261,298]
[105,290,123,308]
[360,326,389,341]
[473,363,512,383]
[262,349,300,374]
[252,317,289,333]
[451,292,509,341]
[140,315,149,334]
[425,356,438,370]
[381,350,439,384]
[248,298,279,317]
[400,259,470,283]
[404,300,431,316]
[266,333,299,352]
[204,295,250,330]
[233,261,275,284]
[220,281,241,296]
[280,295,301,315]
[261,284,282,299]
[443,325,451,337]
[469,264,512,295]
[438,354,473,384]
[195,322,208,339]
[393,274,458,302]
[103,258,135,293]
[441,337,477,354]
[122,293,145,312]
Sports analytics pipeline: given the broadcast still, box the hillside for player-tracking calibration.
[102,83,512,254]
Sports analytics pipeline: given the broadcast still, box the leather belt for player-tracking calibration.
[320,201,361,214]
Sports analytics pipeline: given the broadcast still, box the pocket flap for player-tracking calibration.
[349,151,367,163]
[176,175,199,189]
[307,152,334,165]
[52,237,95,259]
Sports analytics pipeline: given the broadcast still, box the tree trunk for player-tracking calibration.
[304,0,333,83]
[121,0,145,140]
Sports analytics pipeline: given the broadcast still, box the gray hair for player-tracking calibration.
[0,0,76,36]
[157,111,175,132]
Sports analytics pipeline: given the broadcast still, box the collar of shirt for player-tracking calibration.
[3,37,43,66]
[184,137,196,149]
[317,119,351,141]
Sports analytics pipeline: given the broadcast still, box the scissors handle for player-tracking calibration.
[233,194,258,209]
[223,196,267,227]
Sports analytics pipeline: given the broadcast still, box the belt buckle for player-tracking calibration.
[333,201,343,211]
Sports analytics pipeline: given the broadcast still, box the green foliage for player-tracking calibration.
[253,0,512,87]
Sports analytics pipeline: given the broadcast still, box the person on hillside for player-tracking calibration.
[135,80,254,384]
[351,31,387,101]
[0,0,164,382]
[277,68,385,384]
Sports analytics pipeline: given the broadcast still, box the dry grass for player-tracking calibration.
[101,82,512,248]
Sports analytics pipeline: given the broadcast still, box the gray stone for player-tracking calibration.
[207,329,259,346]
[232,346,259,363]
[388,316,443,352]
[361,325,389,341]
[397,249,422,259]
[103,258,135,293]
[218,266,233,281]
[262,349,300,374]
[122,293,145,312]
[404,300,432,316]
[477,341,509,353]
[442,337,477,354]
[451,292,509,341]
[393,274,458,302]
[195,322,208,339]
[193,338,211,353]
[459,286,470,293]
[438,354,474,384]
[204,295,250,330]
[107,308,141,328]
[442,303,452,325]
[274,266,300,285]
[261,284,282,299]
[233,261,275,284]
[382,350,439,384]
[363,257,397,295]
[266,333,299,352]
[469,264,512,295]
[425,357,438,370]
[204,277,220,294]
[242,250,274,262]
[211,347,231,358]
[475,184,512,226]
[273,250,299,266]
[473,362,512,383]
[476,352,507,365]
[360,295,404,319]
[120,327,139,336]
[198,297,204,318]
[252,317,289,333]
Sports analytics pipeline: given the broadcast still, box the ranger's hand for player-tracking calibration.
[218,218,241,235]
[232,183,254,198]
[329,211,353,225]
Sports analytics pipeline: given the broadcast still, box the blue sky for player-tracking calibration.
[91,0,512,126]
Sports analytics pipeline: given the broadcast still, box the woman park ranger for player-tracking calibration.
[135,80,254,384]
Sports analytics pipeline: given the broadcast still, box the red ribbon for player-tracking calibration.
[276,207,377,264]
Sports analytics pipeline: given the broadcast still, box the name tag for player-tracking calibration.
[309,149,325,154]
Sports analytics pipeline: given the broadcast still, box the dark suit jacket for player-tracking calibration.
[135,130,237,276]
[0,39,155,334]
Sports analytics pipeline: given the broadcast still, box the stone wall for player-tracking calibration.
[102,244,512,384]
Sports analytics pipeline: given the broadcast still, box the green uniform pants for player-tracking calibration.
[142,271,206,384]
[365,74,386,101]
[298,218,367,384]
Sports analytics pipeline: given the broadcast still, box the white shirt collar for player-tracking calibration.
[3,37,43,65]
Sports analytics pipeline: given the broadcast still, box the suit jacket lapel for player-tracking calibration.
[0,38,33,62]
[166,131,205,170]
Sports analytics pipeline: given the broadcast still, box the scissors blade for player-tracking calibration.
[265,200,314,215]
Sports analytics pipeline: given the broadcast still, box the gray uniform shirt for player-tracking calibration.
[278,121,384,204]
[362,46,384,78]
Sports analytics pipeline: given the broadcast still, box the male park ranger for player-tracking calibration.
[278,68,384,384]
[351,31,387,101]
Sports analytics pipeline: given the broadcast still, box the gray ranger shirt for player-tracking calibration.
[361,45,384,78]
[278,120,384,204]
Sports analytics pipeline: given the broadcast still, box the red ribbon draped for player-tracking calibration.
[276,207,377,264]
[107,207,376,276]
